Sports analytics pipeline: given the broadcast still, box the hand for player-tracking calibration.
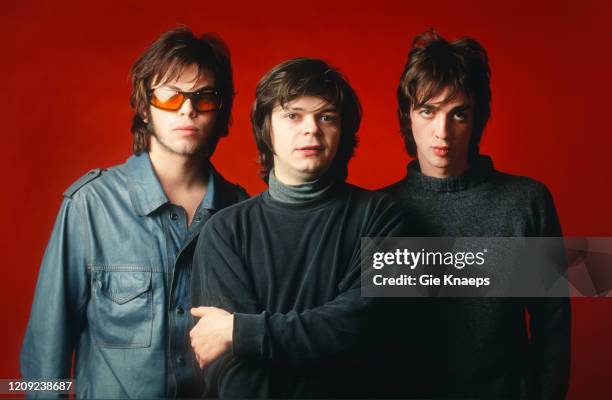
[190,306,234,369]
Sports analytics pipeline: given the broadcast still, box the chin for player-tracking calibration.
[172,147,206,157]
[431,158,450,168]
[293,169,320,181]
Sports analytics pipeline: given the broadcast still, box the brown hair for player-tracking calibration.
[397,29,491,159]
[129,27,234,156]
[251,57,361,182]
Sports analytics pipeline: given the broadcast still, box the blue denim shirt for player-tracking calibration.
[21,154,248,398]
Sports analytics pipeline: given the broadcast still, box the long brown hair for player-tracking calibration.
[129,27,234,156]
[397,30,491,159]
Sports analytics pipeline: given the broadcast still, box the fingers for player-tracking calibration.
[191,340,207,367]
[196,353,205,369]
[189,323,202,341]
[193,344,213,369]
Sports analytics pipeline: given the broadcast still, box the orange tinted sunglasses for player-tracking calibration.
[148,87,222,112]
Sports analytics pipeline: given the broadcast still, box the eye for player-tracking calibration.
[320,114,337,123]
[419,109,434,118]
[286,113,299,120]
[453,111,467,121]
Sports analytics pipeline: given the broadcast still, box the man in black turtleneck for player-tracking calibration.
[381,30,571,399]
[190,58,403,398]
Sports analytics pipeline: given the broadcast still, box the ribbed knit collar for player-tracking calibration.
[268,169,336,204]
[406,155,495,192]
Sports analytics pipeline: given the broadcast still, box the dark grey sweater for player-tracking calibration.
[381,156,571,399]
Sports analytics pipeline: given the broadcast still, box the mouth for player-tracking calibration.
[173,126,199,136]
[432,146,449,157]
[296,145,324,156]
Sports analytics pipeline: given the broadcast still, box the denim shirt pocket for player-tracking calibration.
[90,266,153,348]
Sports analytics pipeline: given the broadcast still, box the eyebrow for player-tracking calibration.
[158,84,216,91]
[284,106,339,113]
[420,103,471,111]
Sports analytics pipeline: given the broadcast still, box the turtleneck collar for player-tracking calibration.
[268,169,336,204]
[406,155,495,192]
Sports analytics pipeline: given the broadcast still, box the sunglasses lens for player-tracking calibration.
[194,93,221,112]
[151,88,184,111]
[150,88,221,112]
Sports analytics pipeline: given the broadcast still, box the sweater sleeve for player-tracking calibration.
[231,197,404,367]
[525,185,571,400]
[191,218,272,398]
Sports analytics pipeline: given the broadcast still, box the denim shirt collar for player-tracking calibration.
[125,153,219,216]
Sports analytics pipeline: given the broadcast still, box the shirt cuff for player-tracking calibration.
[232,312,267,360]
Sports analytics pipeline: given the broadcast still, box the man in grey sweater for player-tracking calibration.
[382,30,571,399]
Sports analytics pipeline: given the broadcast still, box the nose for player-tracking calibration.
[434,115,451,140]
[301,115,321,136]
[178,96,198,118]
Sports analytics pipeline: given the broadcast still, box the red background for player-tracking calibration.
[1,0,611,397]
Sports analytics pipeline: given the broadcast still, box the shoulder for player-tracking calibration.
[344,182,400,208]
[62,168,104,198]
[211,169,250,206]
[341,183,404,226]
[198,194,265,252]
[206,194,263,231]
[492,171,561,235]
[378,178,407,199]
[340,183,405,236]
[491,171,554,204]
[62,164,126,200]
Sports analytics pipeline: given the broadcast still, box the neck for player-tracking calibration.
[148,148,209,194]
[407,155,494,193]
[274,171,313,186]
[268,168,335,204]
[418,160,468,179]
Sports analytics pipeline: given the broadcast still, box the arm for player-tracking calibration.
[191,197,404,368]
[190,220,272,398]
[527,297,570,400]
[20,197,89,396]
[526,185,571,400]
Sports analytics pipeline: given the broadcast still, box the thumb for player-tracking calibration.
[190,307,208,317]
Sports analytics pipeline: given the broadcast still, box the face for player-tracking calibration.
[145,64,217,159]
[270,96,341,185]
[410,88,474,178]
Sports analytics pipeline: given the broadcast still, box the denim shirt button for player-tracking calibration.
[194,215,201,222]
[176,305,184,315]
[177,356,184,365]
[170,212,178,221]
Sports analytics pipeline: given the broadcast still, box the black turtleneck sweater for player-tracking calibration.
[381,156,571,400]
[191,181,403,398]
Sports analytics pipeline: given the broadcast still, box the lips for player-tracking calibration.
[432,146,449,157]
[173,125,199,135]
[296,145,324,156]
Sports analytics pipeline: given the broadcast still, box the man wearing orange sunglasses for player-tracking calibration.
[20,27,247,398]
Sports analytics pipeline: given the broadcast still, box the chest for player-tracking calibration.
[401,192,536,236]
[240,206,364,311]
